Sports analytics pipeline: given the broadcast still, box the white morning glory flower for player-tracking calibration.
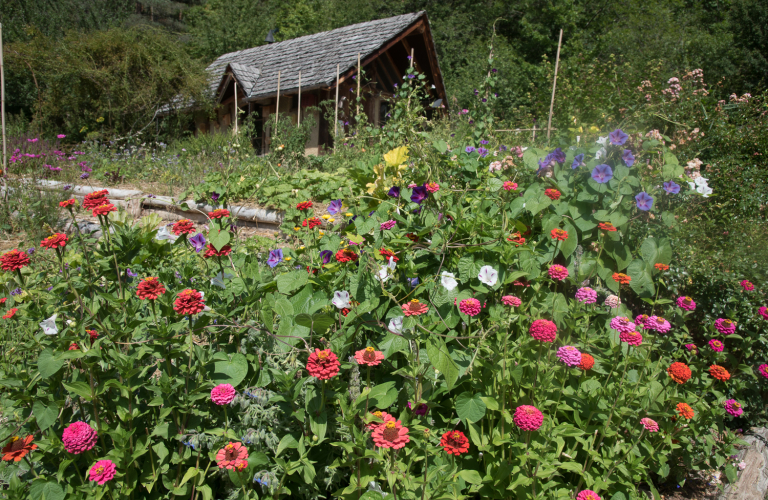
[595,147,607,159]
[332,291,351,309]
[40,314,59,335]
[596,135,609,146]
[694,176,709,187]
[388,316,404,334]
[697,184,713,197]
[155,225,179,242]
[440,271,458,291]
[477,265,498,287]
[376,265,391,283]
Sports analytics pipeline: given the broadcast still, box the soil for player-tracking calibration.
[657,470,722,500]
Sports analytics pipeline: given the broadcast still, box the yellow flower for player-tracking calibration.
[294,227,301,231]
[321,214,330,220]
[284,257,292,261]
[345,212,353,217]
[318,230,325,237]
[328,218,335,223]
[299,245,305,250]
[96,117,105,123]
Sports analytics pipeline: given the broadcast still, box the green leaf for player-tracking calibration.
[63,381,93,401]
[455,392,487,423]
[29,480,65,500]
[310,410,327,442]
[277,271,308,295]
[274,297,294,317]
[627,259,655,298]
[33,401,59,431]
[276,434,299,456]
[179,467,199,487]
[208,228,231,252]
[458,469,483,485]
[213,353,248,386]
[38,349,64,379]
[426,339,460,388]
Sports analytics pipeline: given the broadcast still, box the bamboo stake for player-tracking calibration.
[297,70,302,126]
[356,53,361,124]
[275,71,281,126]
[0,23,6,173]
[334,63,339,142]
[406,48,414,112]
[409,48,414,68]
[234,79,238,133]
[546,29,563,144]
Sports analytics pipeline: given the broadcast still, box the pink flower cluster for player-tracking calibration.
[575,287,597,304]
[459,298,481,317]
[380,220,396,231]
[645,316,671,333]
[62,421,98,454]
[724,399,743,417]
[635,314,649,327]
[708,339,724,352]
[619,331,643,346]
[715,318,737,335]
[604,295,620,308]
[548,265,569,281]
[760,307,768,320]
[759,364,768,379]
[529,319,557,343]
[740,280,754,291]
[640,417,659,432]
[556,346,582,366]
[576,490,601,500]
[89,459,116,485]
[501,295,521,307]
[211,384,236,405]
[513,405,543,431]
[610,316,636,333]
[676,296,696,311]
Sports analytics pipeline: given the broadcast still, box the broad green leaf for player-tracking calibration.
[33,401,59,431]
[38,349,64,379]
[458,469,483,484]
[29,480,65,500]
[455,392,487,423]
[426,339,460,388]
[208,228,231,252]
[277,271,308,295]
[213,353,248,386]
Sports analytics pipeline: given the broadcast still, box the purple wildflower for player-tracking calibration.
[267,249,283,268]
[663,181,680,194]
[609,129,629,145]
[189,233,206,252]
[635,192,654,211]
[387,186,400,198]
[571,153,585,169]
[411,185,428,204]
[319,250,333,265]
[327,199,342,215]
[622,149,635,167]
[591,164,613,183]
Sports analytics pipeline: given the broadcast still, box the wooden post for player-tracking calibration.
[275,71,281,127]
[233,79,238,134]
[334,63,339,141]
[0,23,5,173]
[409,48,414,69]
[355,53,361,124]
[546,29,563,144]
[297,70,302,126]
[406,48,415,112]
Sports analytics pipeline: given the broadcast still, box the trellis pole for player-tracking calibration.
[546,29,563,144]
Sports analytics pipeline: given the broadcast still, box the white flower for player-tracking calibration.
[387,256,397,270]
[694,176,709,187]
[40,314,59,335]
[211,271,234,289]
[596,135,609,146]
[332,291,351,309]
[198,292,212,313]
[477,265,498,287]
[697,184,713,197]
[376,265,391,283]
[388,316,403,334]
[440,271,458,291]
[738,461,746,471]
[688,181,696,190]
[155,225,179,242]
[595,147,607,159]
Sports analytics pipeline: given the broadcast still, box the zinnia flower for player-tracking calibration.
[402,299,429,316]
[507,232,526,245]
[204,244,232,258]
[548,265,568,281]
[550,228,568,241]
[209,209,230,219]
[0,249,31,271]
[306,349,340,380]
[82,190,109,209]
[459,298,481,316]
[513,405,543,431]
[371,420,410,449]
[598,222,617,232]
[724,399,743,417]
[620,331,643,346]
[578,353,594,370]
[501,295,521,307]
[676,402,694,420]
[708,339,724,352]
[714,318,737,335]
[677,296,696,311]
[174,289,205,315]
[740,280,754,291]
[646,316,671,333]
[1,436,37,462]
[604,295,621,308]
[575,287,597,304]
[709,364,730,381]
[576,490,601,500]
[380,220,396,230]
[654,263,670,271]
[62,422,98,454]
[425,182,440,193]
[216,442,248,469]
[556,346,581,366]
[211,384,236,405]
[503,181,518,191]
[355,347,385,366]
[610,316,636,333]
[613,273,631,285]
[366,410,395,431]
[668,362,691,384]
[640,418,659,432]
[296,201,313,210]
[172,219,196,235]
[88,459,116,484]
[335,249,358,263]
[635,314,650,326]
[544,189,561,201]
[3,308,18,320]
[136,277,166,300]
[92,203,117,217]
[59,199,77,208]
[758,364,768,379]
[685,344,698,354]
[439,430,469,456]
[380,249,399,262]
[529,319,557,342]
[302,217,322,228]
[759,307,768,320]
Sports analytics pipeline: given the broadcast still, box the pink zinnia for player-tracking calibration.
[715,318,736,335]
[62,421,98,454]
[380,220,396,231]
[724,399,743,417]
[758,364,768,379]
[548,265,569,281]
[371,420,410,449]
[211,384,236,405]
[459,298,481,317]
[640,418,659,432]
[216,442,248,469]
[740,280,754,291]
[513,405,543,431]
[425,182,440,193]
[604,295,621,308]
[576,490,601,500]
[529,319,557,343]
[676,296,696,311]
[503,181,518,191]
[635,314,650,327]
[501,295,522,307]
[575,287,597,304]
[646,316,671,333]
[760,306,768,319]
[610,316,636,333]
[619,331,643,346]
[556,346,581,366]
[708,339,724,352]
[89,459,116,485]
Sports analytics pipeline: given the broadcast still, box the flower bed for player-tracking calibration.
[0,130,764,499]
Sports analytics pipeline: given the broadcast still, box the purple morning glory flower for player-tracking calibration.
[387,186,400,198]
[465,146,476,154]
[480,140,489,145]
[189,233,206,253]
[63,185,72,191]
[477,147,489,157]
[551,148,566,163]
[571,153,585,169]
[126,268,138,278]
[267,249,283,268]
[26,248,35,255]
[10,288,22,296]
[408,277,419,288]
[327,199,342,215]
[635,192,654,211]
[499,145,508,151]
[609,129,629,146]
[211,192,220,201]
[319,250,333,265]
[591,164,613,183]
[481,98,487,103]
[663,181,681,194]
[622,149,635,167]
[407,74,415,79]
[411,185,428,204]
[80,173,90,179]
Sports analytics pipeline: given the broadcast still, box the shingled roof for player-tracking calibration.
[208,11,426,101]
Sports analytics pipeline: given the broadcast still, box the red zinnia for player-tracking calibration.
[578,353,594,370]
[0,298,6,305]
[513,405,544,431]
[405,233,420,242]
[296,201,313,210]
[172,219,196,235]
[550,228,568,241]
[1,436,37,462]
[598,222,617,232]
[0,249,31,271]
[654,263,670,271]
[87,330,99,344]
[306,349,340,380]
[174,289,205,315]
[676,402,694,420]
[440,430,470,456]
[68,342,79,351]
[208,209,230,219]
[529,319,557,342]
[92,203,117,217]
[667,362,692,384]
[355,347,385,366]
[507,232,526,245]
[82,190,109,209]
[335,248,359,263]
[402,299,429,316]
[203,244,232,258]
[613,273,631,285]
[709,364,730,381]
[3,308,18,320]
[544,188,561,201]
[136,277,166,300]
[59,199,77,208]
[302,217,322,229]
[380,249,399,262]
[40,233,68,250]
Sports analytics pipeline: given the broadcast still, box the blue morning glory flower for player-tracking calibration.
[571,153,585,169]
[267,249,283,268]
[327,199,342,215]
[609,129,629,146]
[411,185,428,204]
[591,164,613,183]
[465,146,475,154]
[189,233,206,253]
[622,149,635,167]
[663,181,680,194]
[387,186,400,198]
[635,192,654,211]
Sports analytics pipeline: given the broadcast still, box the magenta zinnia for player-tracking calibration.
[88,459,116,485]
[576,490,601,500]
[610,316,636,333]
[211,384,236,405]
[646,316,671,333]
[556,346,581,366]
[759,306,768,320]
[708,339,724,352]
[619,331,643,346]
[501,295,522,307]
[513,405,543,431]
[640,418,659,432]
[62,422,98,454]
[715,318,737,335]
[529,319,557,343]
[758,364,768,379]
[676,296,696,311]
[459,298,481,316]
[575,287,597,304]
[548,264,569,281]
[724,399,743,417]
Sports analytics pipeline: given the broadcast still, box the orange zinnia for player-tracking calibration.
[613,273,631,285]
[1,435,37,462]
[676,402,695,420]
